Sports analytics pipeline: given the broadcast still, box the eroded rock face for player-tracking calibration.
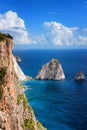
[74,71,86,80]
[36,58,65,80]
[0,35,46,130]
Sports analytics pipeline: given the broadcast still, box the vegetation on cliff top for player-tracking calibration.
[0,32,13,42]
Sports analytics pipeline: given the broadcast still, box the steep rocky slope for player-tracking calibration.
[0,33,46,130]
[36,58,65,80]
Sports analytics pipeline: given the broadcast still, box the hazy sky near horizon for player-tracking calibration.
[0,0,87,49]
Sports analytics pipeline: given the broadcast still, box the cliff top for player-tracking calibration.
[49,58,60,64]
[0,32,13,42]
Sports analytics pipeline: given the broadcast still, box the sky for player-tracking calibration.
[0,0,87,49]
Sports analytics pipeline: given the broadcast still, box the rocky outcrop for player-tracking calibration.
[0,33,46,130]
[14,55,21,62]
[36,58,65,80]
[74,71,86,80]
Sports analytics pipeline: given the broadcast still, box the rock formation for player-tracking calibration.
[74,71,86,80]
[14,55,21,62]
[0,33,46,130]
[36,58,65,80]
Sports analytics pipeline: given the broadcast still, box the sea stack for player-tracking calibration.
[36,58,65,80]
[74,71,86,80]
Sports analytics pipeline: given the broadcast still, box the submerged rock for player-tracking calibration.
[74,71,86,80]
[36,58,65,80]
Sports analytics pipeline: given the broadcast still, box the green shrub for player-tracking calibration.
[17,94,28,109]
[6,33,13,39]
[0,32,13,42]
[0,86,3,100]
[22,118,35,130]
[20,83,23,89]
[0,33,5,41]
[0,67,7,85]
[37,121,47,130]
[37,121,43,129]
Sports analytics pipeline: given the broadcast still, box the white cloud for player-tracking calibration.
[30,34,47,44]
[0,11,87,48]
[0,11,46,44]
[75,36,87,45]
[43,21,87,47]
[0,11,25,29]
[0,11,30,43]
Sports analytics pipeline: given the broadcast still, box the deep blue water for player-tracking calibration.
[13,49,87,130]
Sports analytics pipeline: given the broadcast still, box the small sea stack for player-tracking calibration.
[74,71,86,80]
[36,58,65,80]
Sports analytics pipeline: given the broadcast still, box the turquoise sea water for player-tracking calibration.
[13,49,87,130]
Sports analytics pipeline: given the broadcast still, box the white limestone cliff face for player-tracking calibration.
[36,58,65,80]
[13,56,26,81]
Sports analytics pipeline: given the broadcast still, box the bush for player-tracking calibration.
[0,32,13,42]
[0,86,3,100]
[22,118,35,130]
[20,83,23,89]
[0,67,7,85]
[6,33,13,39]
[17,94,28,109]
[37,121,47,130]
[0,33,5,41]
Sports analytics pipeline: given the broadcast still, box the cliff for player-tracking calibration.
[36,58,65,80]
[0,33,46,130]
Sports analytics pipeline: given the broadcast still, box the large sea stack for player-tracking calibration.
[36,58,65,80]
[0,33,46,130]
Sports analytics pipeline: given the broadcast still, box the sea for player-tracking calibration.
[13,49,87,130]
